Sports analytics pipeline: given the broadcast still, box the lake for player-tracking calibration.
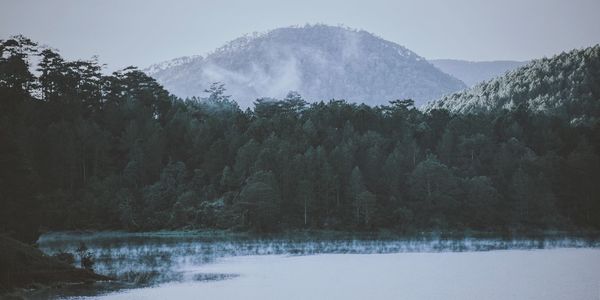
[34,232,600,300]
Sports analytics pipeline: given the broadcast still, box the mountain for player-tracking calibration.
[426,45,600,123]
[144,25,466,107]
[430,59,528,86]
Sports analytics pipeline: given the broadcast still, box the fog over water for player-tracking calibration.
[33,232,600,300]
[91,250,600,300]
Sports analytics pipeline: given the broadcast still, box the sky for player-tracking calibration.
[2,0,599,72]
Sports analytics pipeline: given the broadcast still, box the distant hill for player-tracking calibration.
[145,24,466,107]
[430,59,528,86]
[426,45,600,124]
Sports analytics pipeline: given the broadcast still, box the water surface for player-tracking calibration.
[34,232,600,299]
[92,249,600,300]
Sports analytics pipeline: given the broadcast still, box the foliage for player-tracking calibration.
[75,242,94,271]
[1,37,600,241]
[428,45,600,124]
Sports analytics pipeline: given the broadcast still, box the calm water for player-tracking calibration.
[33,232,600,300]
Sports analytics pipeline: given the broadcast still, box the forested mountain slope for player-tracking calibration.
[145,25,466,107]
[427,46,600,125]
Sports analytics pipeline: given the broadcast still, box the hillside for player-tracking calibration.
[430,59,528,86]
[145,24,466,107]
[426,45,600,123]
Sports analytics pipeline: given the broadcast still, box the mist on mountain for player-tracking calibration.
[145,24,466,107]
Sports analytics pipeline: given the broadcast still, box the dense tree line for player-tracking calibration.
[1,36,600,243]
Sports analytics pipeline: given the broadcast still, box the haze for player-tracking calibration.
[2,0,599,72]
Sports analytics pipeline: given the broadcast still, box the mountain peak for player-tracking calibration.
[145,24,466,107]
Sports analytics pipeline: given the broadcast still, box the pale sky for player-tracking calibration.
[2,0,599,72]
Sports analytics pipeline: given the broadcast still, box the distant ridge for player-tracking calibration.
[430,59,528,86]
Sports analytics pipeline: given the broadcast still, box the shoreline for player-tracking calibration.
[37,228,600,242]
[0,235,112,298]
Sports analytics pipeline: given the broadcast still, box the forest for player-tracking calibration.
[2,36,600,244]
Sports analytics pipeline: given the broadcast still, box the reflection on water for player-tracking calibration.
[35,231,600,299]
[192,273,239,281]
